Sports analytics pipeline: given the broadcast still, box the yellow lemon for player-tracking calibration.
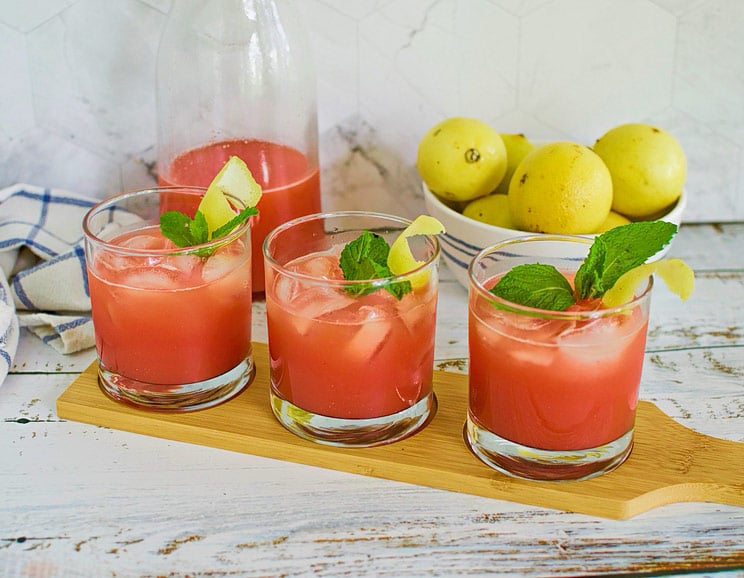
[595,210,631,233]
[388,215,445,288]
[593,123,686,219]
[197,186,237,234]
[197,156,262,234]
[601,258,694,307]
[493,133,535,195]
[209,155,262,208]
[462,194,515,229]
[417,117,507,202]
[508,142,612,234]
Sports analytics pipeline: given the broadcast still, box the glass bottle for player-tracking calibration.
[156,0,321,293]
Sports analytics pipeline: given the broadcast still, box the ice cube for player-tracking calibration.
[285,285,356,336]
[307,255,342,279]
[508,342,557,368]
[201,253,238,283]
[119,232,170,251]
[557,317,621,345]
[121,266,181,290]
[291,286,356,320]
[92,251,146,277]
[472,312,559,368]
[485,305,572,345]
[399,296,432,336]
[91,251,121,276]
[211,238,248,259]
[131,253,199,287]
[287,251,343,280]
[346,309,393,360]
[273,275,300,304]
[555,317,630,365]
[92,229,183,277]
[357,303,392,322]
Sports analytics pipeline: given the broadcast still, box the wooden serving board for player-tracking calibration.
[56,342,743,520]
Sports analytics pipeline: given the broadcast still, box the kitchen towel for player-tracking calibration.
[0,184,99,387]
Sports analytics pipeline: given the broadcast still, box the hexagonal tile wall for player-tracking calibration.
[0,0,741,222]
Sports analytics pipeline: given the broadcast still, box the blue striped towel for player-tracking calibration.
[0,184,99,386]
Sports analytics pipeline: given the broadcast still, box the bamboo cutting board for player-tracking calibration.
[56,342,743,520]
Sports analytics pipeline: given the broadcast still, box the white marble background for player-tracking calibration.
[0,0,742,222]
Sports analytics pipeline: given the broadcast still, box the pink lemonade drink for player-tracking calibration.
[264,212,440,447]
[83,187,254,411]
[158,139,321,293]
[466,236,652,481]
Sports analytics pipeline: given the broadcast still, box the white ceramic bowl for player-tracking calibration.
[424,184,687,289]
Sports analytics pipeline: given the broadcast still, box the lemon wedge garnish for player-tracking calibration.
[388,215,445,289]
[197,156,263,234]
[198,184,237,234]
[601,258,694,307]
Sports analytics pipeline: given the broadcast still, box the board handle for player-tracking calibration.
[635,403,744,510]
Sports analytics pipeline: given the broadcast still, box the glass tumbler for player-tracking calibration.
[466,235,652,480]
[263,211,441,447]
[83,187,254,411]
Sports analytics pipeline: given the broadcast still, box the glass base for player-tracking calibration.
[464,414,633,481]
[98,357,254,412]
[270,390,437,447]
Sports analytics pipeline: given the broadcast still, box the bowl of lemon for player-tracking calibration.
[419,118,687,288]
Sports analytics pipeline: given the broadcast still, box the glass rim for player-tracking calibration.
[468,234,654,319]
[82,186,251,256]
[263,210,441,286]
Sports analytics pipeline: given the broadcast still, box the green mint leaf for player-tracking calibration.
[160,211,197,247]
[574,236,607,300]
[575,221,678,299]
[339,230,412,300]
[384,278,412,300]
[490,263,575,311]
[160,206,258,258]
[189,211,210,245]
[341,260,385,298]
[212,206,258,240]
[340,231,389,272]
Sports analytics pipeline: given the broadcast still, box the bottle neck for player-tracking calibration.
[156,0,318,171]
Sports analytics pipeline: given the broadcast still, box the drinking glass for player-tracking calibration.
[83,187,254,411]
[263,211,440,446]
[466,235,652,480]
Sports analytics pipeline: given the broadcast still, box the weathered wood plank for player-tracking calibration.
[1,222,742,576]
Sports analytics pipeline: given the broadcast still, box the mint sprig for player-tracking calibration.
[490,221,678,311]
[574,220,677,299]
[339,230,412,300]
[159,206,257,257]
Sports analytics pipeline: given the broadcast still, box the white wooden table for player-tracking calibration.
[1,223,742,577]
